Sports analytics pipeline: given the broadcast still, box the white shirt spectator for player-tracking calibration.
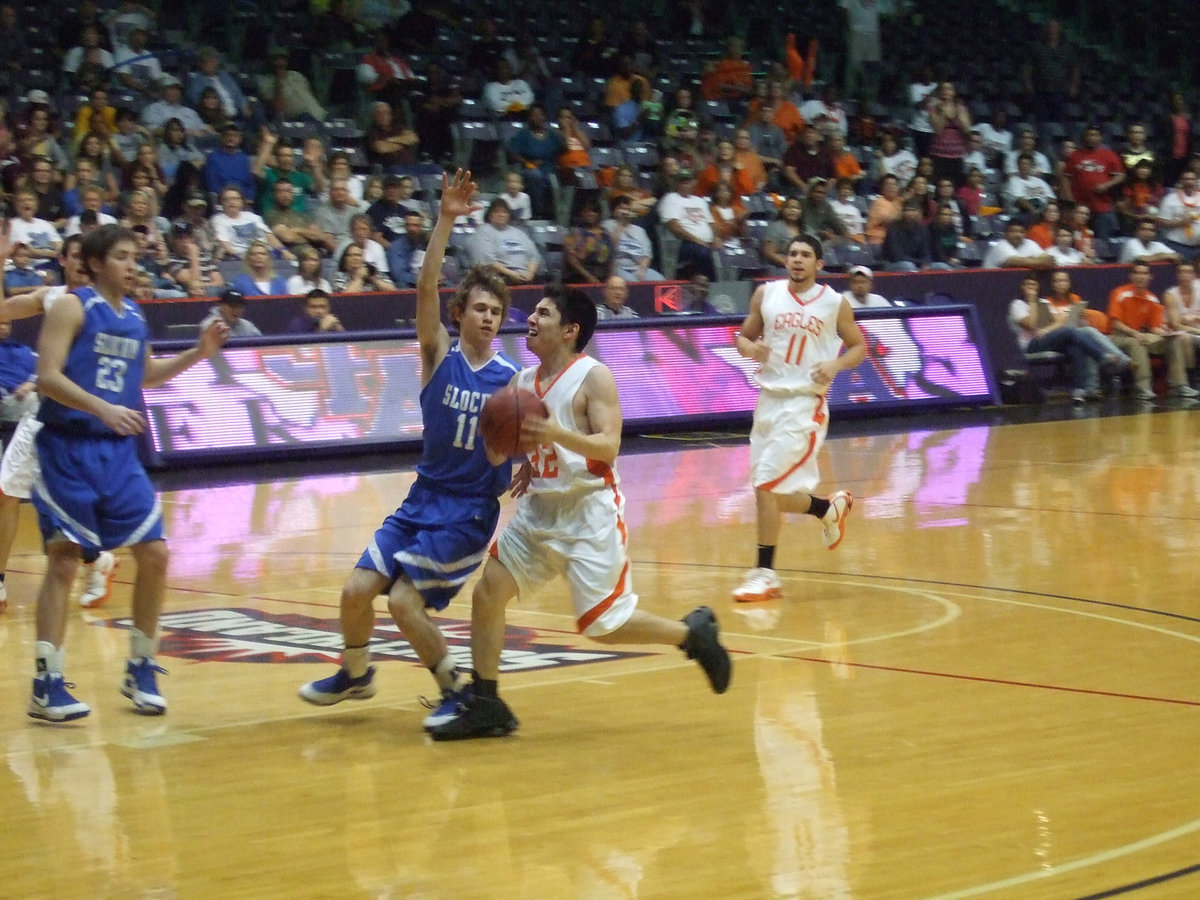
[975,123,1013,161]
[212,210,273,258]
[984,236,1047,268]
[799,99,848,137]
[963,149,990,175]
[482,79,534,116]
[877,149,918,185]
[64,211,118,236]
[141,99,205,134]
[830,198,865,238]
[1157,187,1200,247]
[286,274,332,295]
[658,191,714,244]
[1119,236,1177,263]
[1002,174,1056,213]
[908,81,937,134]
[842,288,891,308]
[8,217,62,254]
[1003,148,1052,177]
[1046,245,1084,266]
[499,191,531,222]
[62,46,115,73]
[112,44,163,86]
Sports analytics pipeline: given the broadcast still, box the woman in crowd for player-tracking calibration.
[761,195,803,275]
[287,246,333,295]
[606,165,657,219]
[231,240,291,296]
[563,198,614,283]
[157,118,206,183]
[928,81,971,184]
[333,242,395,292]
[1026,200,1063,249]
[709,180,748,247]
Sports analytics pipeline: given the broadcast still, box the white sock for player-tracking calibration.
[130,628,158,661]
[344,645,370,679]
[35,641,60,676]
[431,655,459,691]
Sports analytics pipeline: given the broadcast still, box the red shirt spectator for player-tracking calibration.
[1065,127,1125,214]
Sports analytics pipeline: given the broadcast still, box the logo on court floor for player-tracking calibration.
[97,608,653,672]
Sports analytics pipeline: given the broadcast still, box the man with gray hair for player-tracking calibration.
[314,177,362,248]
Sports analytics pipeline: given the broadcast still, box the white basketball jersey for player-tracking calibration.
[516,355,619,497]
[755,280,846,395]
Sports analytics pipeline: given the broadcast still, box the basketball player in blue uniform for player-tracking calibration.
[299,170,520,729]
[29,225,230,722]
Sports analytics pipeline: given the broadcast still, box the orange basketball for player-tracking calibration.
[479,386,548,456]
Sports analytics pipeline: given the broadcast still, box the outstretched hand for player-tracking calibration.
[439,169,483,221]
[197,319,230,356]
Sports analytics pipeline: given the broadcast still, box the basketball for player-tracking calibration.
[479,386,548,456]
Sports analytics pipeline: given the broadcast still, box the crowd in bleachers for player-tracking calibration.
[2,0,1200,327]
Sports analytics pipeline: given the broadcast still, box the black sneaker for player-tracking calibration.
[428,695,519,741]
[681,606,732,694]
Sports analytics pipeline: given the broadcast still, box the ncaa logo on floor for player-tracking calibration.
[95,609,652,672]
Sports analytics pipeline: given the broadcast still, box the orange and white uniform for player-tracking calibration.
[493,355,638,637]
[751,280,846,495]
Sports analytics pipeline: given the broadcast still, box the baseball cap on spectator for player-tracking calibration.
[382,174,404,189]
[158,75,182,89]
[848,265,873,279]
[219,288,247,307]
[24,89,52,107]
[186,191,208,207]
[674,169,694,182]
[220,121,242,133]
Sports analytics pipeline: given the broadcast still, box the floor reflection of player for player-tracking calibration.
[752,658,851,899]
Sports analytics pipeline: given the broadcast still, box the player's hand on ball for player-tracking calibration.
[518,409,555,447]
[509,460,532,498]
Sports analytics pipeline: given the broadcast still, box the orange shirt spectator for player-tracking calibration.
[1108,282,1165,332]
[1026,222,1055,248]
[701,38,753,102]
[831,148,862,181]
[605,70,649,109]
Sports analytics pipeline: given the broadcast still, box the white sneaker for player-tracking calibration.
[821,490,854,550]
[0,581,7,614]
[80,552,118,609]
[732,567,782,603]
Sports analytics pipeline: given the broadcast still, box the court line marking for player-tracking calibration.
[784,657,1200,708]
[922,818,1200,900]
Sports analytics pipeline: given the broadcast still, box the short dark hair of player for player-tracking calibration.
[80,224,137,279]
[60,233,84,261]
[785,233,823,262]
[1130,261,1151,276]
[449,265,512,326]
[544,283,597,352]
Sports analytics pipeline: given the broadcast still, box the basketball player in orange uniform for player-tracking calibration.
[732,234,867,602]
[429,286,731,740]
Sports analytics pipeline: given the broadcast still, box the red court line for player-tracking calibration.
[787,655,1200,707]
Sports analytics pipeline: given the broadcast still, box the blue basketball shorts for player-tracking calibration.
[355,481,500,611]
[32,428,163,552]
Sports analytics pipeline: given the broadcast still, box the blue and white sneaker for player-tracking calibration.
[421,685,472,731]
[29,674,91,722]
[122,658,168,715]
[298,666,377,706]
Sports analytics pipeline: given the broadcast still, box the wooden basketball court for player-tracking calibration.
[2,406,1199,898]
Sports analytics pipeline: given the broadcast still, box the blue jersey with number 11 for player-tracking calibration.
[417,340,518,497]
[38,286,147,437]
